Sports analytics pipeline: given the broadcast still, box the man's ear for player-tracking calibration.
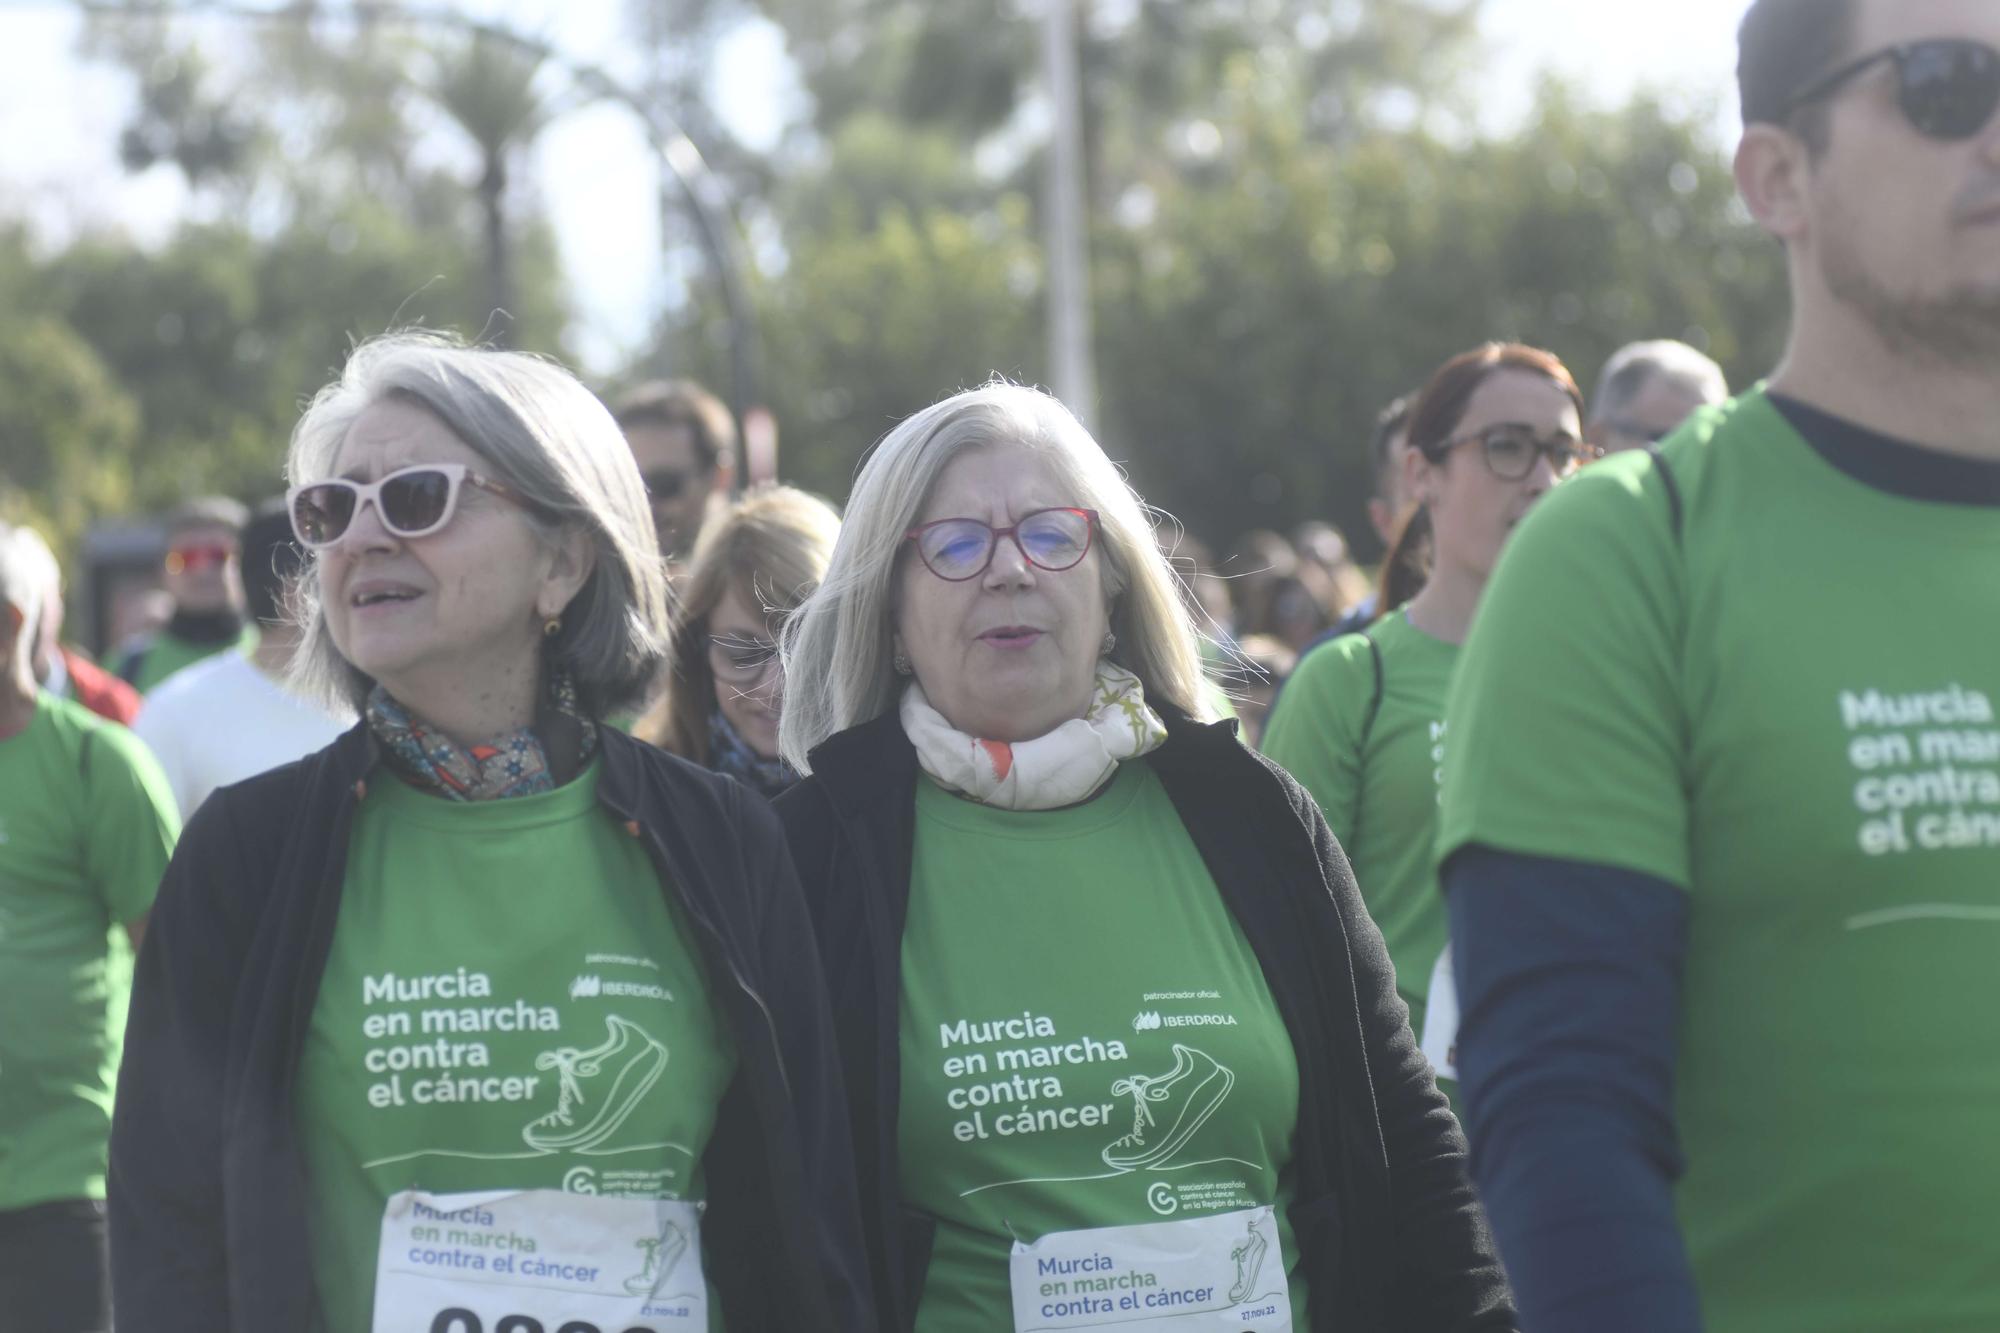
[1735,124,1813,245]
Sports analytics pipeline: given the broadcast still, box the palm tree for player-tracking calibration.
[430,32,549,345]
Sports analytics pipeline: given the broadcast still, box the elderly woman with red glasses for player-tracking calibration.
[108,333,872,1333]
[774,382,1515,1333]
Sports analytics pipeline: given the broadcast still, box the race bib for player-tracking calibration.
[372,1188,706,1333]
[1009,1205,1292,1331]
[1420,945,1459,1081]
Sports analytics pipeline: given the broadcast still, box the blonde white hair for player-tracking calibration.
[0,522,49,654]
[285,332,672,718]
[778,382,1212,773]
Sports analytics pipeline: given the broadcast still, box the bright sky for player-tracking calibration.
[0,0,1749,375]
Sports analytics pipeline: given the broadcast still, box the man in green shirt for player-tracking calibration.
[1437,2,2000,1330]
[0,523,180,1330]
[113,497,260,695]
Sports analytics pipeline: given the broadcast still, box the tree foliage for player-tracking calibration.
[0,5,573,567]
[652,5,1787,551]
[2,0,1793,582]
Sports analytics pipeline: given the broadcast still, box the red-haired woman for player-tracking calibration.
[1262,343,1593,1094]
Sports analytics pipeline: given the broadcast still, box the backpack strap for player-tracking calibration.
[1349,632,1386,840]
[1649,444,1685,545]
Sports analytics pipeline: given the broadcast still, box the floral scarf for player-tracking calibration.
[705,703,799,800]
[368,673,598,801]
[900,661,1168,811]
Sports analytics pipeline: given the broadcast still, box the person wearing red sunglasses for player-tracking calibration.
[1438,3,2000,1332]
[110,496,258,695]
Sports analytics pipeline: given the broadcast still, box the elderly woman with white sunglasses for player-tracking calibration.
[108,333,872,1333]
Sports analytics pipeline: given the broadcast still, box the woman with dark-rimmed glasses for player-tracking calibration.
[774,381,1514,1332]
[108,332,873,1333]
[1262,342,1590,1102]
[634,485,840,799]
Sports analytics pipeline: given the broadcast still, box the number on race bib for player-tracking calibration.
[428,1314,656,1333]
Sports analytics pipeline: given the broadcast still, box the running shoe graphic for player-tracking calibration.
[523,1015,668,1153]
[624,1220,689,1296]
[1228,1214,1271,1303]
[1100,1044,1235,1171]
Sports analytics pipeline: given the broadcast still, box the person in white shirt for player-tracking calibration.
[136,499,351,818]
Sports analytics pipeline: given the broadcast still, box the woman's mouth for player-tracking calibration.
[349,581,423,610]
[979,626,1044,649]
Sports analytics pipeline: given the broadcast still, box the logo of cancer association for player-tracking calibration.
[1132,1010,1162,1032]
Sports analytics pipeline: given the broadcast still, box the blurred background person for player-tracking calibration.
[1224,527,1349,653]
[0,520,178,1333]
[1364,393,1420,552]
[1230,631,1297,748]
[16,527,142,726]
[110,334,871,1331]
[134,498,352,819]
[1289,521,1372,637]
[1586,338,1729,454]
[1263,344,1588,1095]
[1331,392,1421,639]
[611,378,739,564]
[635,484,840,799]
[112,497,259,694]
[777,382,1511,1332]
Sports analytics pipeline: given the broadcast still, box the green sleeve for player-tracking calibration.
[83,722,181,925]
[1436,452,1691,888]
[1260,635,1373,847]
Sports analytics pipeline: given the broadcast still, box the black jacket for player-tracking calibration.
[776,706,1516,1333]
[109,722,875,1333]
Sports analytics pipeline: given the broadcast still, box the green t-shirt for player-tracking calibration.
[0,692,177,1208]
[1438,389,2000,1332]
[1260,610,1455,1038]
[298,763,737,1333]
[899,763,1307,1330]
[118,623,259,695]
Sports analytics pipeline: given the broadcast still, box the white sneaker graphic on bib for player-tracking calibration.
[624,1219,690,1297]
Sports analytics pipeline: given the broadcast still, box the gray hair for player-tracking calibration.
[779,382,1213,773]
[285,331,672,719]
[1589,339,1729,425]
[0,522,48,644]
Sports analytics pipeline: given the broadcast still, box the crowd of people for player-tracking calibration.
[2,0,1995,1330]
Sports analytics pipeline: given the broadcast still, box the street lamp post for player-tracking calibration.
[1042,0,1097,430]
